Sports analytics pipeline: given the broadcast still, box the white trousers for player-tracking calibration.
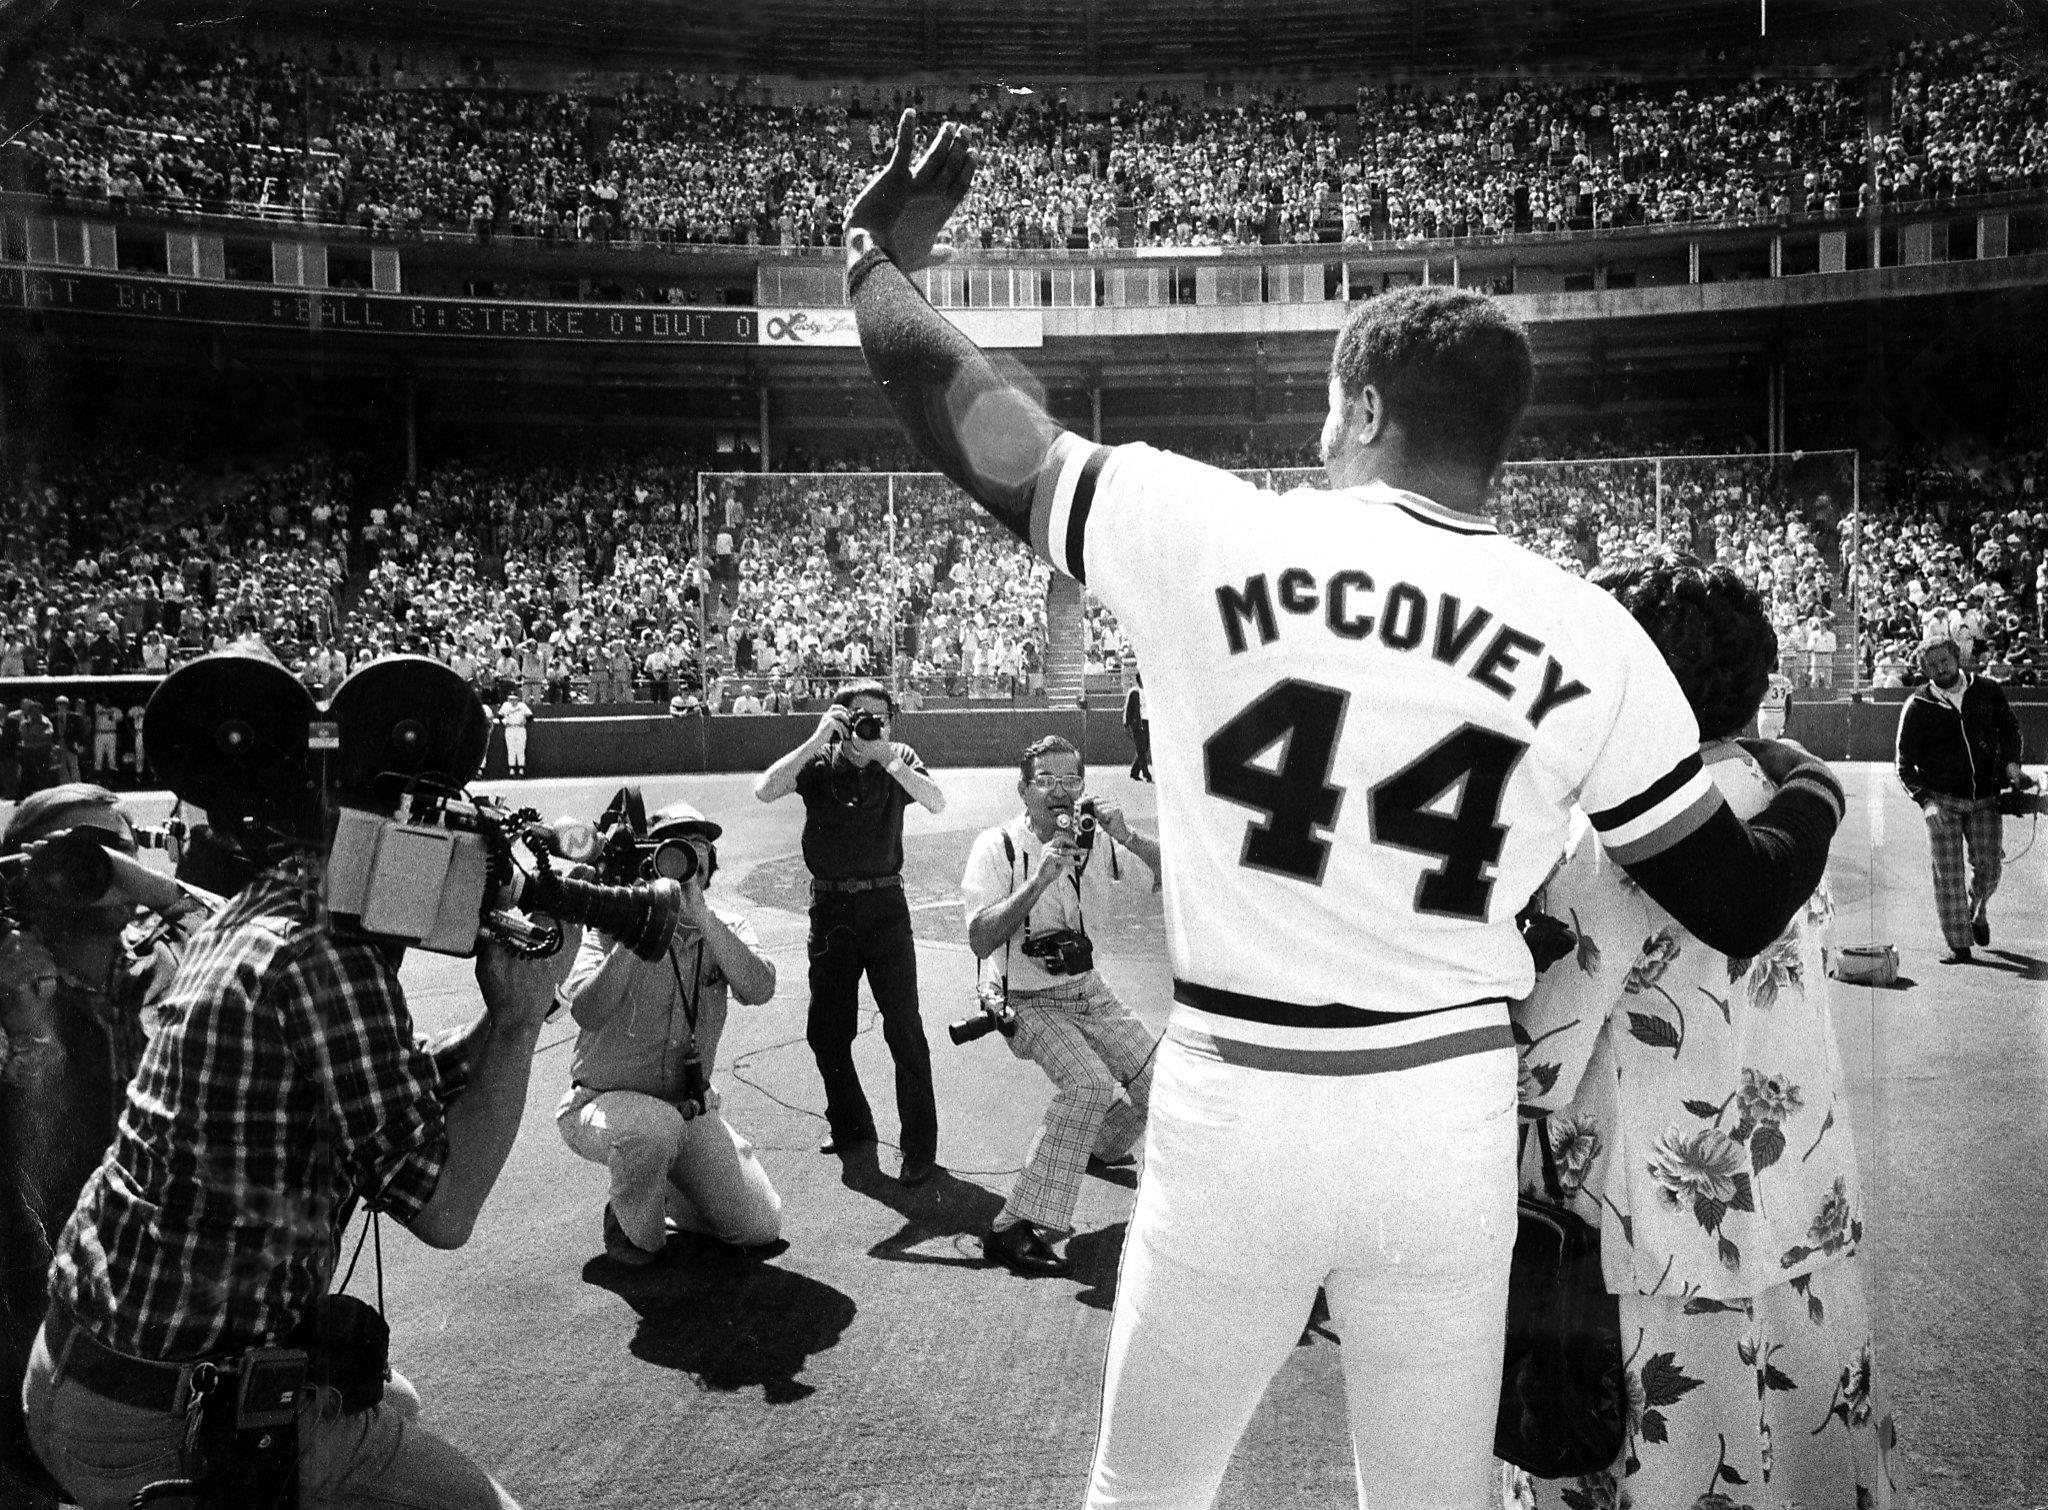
[1088,1031,1518,1510]
[503,727,528,770]
[558,1089,782,1250]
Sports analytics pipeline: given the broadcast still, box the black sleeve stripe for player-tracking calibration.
[1064,446,1108,588]
[1585,750,1706,832]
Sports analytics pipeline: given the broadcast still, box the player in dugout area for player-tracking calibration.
[22,649,579,1510]
[839,111,1845,1510]
[959,734,1163,1277]
[555,799,784,1266]
[754,680,947,1186]
[0,786,213,1510]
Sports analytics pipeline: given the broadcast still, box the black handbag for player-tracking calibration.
[1495,1120,1626,1480]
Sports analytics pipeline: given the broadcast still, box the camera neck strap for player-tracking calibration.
[1010,826,1084,945]
[665,937,709,1047]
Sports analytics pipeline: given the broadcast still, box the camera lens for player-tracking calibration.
[948,1012,998,1046]
[851,713,884,741]
[651,839,699,883]
[26,828,117,907]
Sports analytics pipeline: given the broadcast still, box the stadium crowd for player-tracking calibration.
[15,31,2045,248]
[4,417,2044,730]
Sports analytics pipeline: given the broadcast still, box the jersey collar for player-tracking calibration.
[1350,481,1500,537]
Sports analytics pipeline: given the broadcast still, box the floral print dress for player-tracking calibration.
[1502,742,1895,1510]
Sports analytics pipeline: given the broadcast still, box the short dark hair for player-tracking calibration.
[832,680,895,716]
[1594,555,1778,741]
[1019,734,1082,784]
[1329,287,1534,474]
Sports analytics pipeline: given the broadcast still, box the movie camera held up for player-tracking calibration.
[143,650,683,960]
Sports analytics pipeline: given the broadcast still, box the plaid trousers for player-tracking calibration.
[1000,974,1158,1234]
[1924,794,2003,951]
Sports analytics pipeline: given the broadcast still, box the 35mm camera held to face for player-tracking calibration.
[1053,799,1098,854]
[850,711,887,741]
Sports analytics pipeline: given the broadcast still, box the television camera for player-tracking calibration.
[323,782,679,959]
[143,650,683,960]
[589,786,713,888]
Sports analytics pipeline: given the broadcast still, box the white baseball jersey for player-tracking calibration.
[1029,437,1718,1048]
[1757,672,1794,738]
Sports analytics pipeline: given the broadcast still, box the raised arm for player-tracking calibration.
[756,704,847,803]
[884,744,947,815]
[847,110,1072,548]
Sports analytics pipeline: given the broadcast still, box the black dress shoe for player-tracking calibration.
[984,1221,1070,1276]
[1973,916,1990,946]
[820,1131,878,1156]
[898,1157,938,1186]
[1941,947,1974,964]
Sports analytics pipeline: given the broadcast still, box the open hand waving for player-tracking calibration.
[845,108,975,273]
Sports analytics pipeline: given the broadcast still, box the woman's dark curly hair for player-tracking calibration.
[1593,554,1778,741]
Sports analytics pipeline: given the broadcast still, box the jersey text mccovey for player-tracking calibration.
[1214,572,1591,730]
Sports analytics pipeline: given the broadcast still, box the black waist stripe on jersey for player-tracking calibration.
[1172,978,1503,1030]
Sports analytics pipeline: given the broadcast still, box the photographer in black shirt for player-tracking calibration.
[755,682,947,1184]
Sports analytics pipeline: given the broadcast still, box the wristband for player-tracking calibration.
[847,244,894,299]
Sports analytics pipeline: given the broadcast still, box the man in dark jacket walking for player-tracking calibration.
[1122,671,1152,782]
[1896,638,2026,962]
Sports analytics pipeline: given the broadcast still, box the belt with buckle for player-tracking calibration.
[45,1305,226,1415]
[811,875,903,895]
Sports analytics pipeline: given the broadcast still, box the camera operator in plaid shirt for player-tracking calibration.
[959,735,1162,1278]
[22,650,578,1510]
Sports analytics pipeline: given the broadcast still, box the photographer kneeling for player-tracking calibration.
[557,798,782,1264]
[959,736,1161,1277]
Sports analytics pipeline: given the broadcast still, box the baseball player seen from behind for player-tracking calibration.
[842,110,1847,1510]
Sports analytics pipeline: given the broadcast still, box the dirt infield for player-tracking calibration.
[125,765,2048,1507]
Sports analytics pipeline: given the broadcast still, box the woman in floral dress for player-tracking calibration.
[1505,557,1894,1510]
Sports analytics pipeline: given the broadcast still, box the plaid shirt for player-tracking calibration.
[50,858,462,1362]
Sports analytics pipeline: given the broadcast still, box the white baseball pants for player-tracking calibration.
[1088,1026,1518,1510]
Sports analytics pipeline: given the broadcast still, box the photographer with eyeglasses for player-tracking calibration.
[555,800,783,1266]
[755,680,947,1186]
[958,736,1162,1277]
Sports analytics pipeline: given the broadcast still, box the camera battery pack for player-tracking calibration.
[236,1346,309,1430]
